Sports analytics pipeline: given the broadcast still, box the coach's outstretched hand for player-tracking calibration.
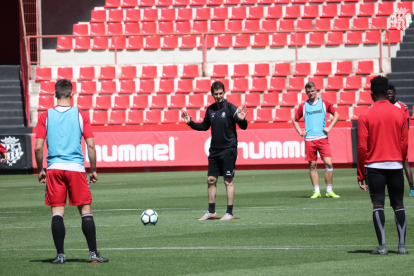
[358,180,368,191]
[0,152,7,164]
[237,106,248,121]
[90,171,98,183]
[181,110,192,125]
[38,169,47,183]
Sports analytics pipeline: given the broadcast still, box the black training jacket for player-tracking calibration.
[189,100,248,150]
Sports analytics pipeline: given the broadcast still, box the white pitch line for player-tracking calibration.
[0,212,31,214]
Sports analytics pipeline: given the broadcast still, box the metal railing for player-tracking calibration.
[19,0,31,127]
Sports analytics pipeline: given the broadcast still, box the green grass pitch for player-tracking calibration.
[0,169,413,275]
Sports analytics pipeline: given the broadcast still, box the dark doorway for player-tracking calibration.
[0,1,20,64]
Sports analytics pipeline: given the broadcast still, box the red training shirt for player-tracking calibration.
[394,101,410,120]
[0,143,6,154]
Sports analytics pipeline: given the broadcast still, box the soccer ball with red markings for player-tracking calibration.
[141,209,158,225]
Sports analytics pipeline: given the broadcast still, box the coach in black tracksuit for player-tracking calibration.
[181,81,248,220]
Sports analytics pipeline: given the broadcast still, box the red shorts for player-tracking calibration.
[45,169,92,207]
[305,138,332,161]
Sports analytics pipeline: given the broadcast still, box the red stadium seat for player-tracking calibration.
[273,63,290,77]
[122,0,138,7]
[109,110,126,125]
[127,36,144,49]
[398,2,413,14]
[245,20,260,32]
[90,23,105,35]
[335,61,352,75]
[127,110,144,124]
[214,78,229,91]
[174,0,190,5]
[251,78,268,92]
[169,94,187,108]
[262,93,279,107]
[297,19,313,31]
[253,64,269,77]
[108,10,124,23]
[90,10,106,23]
[321,91,337,104]
[195,8,211,21]
[113,96,130,109]
[38,96,55,110]
[336,106,350,121]
[357,61,374,75]
[105,0,121,8]
[181,109,198,123]
[253,34,269,47]
[224,0,240,4]
[244,93,261,107]
[159,22,174,34]
[233,64,249,78]
[231,78,249,92]
[262,20,277,32]
[131,95,149,109]
[315,19,331,30]
[284,6,301,19]
[158,80,175,93]
[92,37,108,50]
[180,35,197,48]
[227,20,242,32]
[177,8,193,21]
[99,66,116,80]
[377,2,394,16]
[352,106,369,120]
[92,111,109,125]
[176,22,191,33]
[248,6,264,20]
[241,0,256,4]
[293,63,311,76]
[308,32,325,46]
[206,94,215,106]
[110,36,126,50]
[141,66,157,79]
[188,94,205,108]
[191,0,207,5]
[289,33,306,46]
[197,34,215,49]
[259,0,275,3]
[208,0,224,5]
[161,65,178,79]
[120,66,137,80]
[79,67,95,80]
[140,0,156,6]
[142,9,158,22]
[364,75,375,89]
[57,67,73,80]
[274,108,292,122]
[338,91,356,105]
[230,7,246,20]
[364,31,380,45]
[256,108,273,122]
[226,94,242,106]
[266,6,283,19]
[195,79,211,93]
[339,4,356,17]
[125,9,141,22]
[95,96,112,109]
[358,3,375,17]
[160,9,176,21]
[138,80,155,94]
[216,34,233,48]
[182,65,198,78]
[357,90,373,105]
[353,18,369,29]
[163,110,180,124]
[151,95,168,108]
[35,68,51,81]
[326,32,343,45]
[345,76,362,90]
[142,22,157,34]
[193,21,208,33]
[334,18,350,30]
[144,110,162,124]
[288,77,304,91]
[213,7,228,20]
[279,20,295,31]
[212,64,228,78]
[157,0,173,6]
[100,81,117,94]
[56,37,73,51]
[308,77,324,90]
[77,96,93,110]
[269,77,285,91]
[40,81,55,95]
[321,5,337,18]
[120,80,137,94]
[371,17,388,30]
[315,62,332,76]
[384,30,402,44]
[326,76,343,90]
[271,33,288,47]
[73,24,88,35]
[210,20,226,33]
[303,5,319,18]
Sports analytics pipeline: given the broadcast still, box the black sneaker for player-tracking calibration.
[89,252,109,263]
[371,244,388,255]
[52,256,65,264]
[398,243,408,254]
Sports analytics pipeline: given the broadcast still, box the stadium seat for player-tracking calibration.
[326,76,343,90]
[356,61,374,75]
[99,67,116,80]
[141,66,157,79]
[315,19,331,30]
[142,22,157,34]
[122,0,138,7]
[113,96,130,109]
[159,22,174,34]
[108,10,124,22]
[38,96,55,110]
[212,64,228,78]
[95,96,112,109]
[90,23,105,35]
[321,91,337,104]
[241,0,256,4]
[269,77,285,91]
[358,3,375,17]
[231,78,249,92]
[244,93,261,107]
[352,106,369,120]
[262,93,279,107]
[79,67,95,81]
[163,110,180,124]
[176,22,191,33]
[335,61,352,76]
[345,76,362,90]
[76,96,93,110]
[210,20,226,33]
[140,0,156,6]
[170,94,187,108]
[161,65,178,79]
[177,8,193,21]
[188,94,205,108]
[245,20,260,32]
[274,108,292,121]
[284,6,301,19]
[364,31,380,44]
[308,76,324,90]
[138,80,155,93]
[292,63,310,76]
[80,81,97,95]
[335,106,350,121]
[56,37,73,51]
[273,63,290,77]
[279,20,295,31]
[315,62,332,76]
[213,7,228,20]
[39,81,55,95]
[100,81,117,94]
[233,64,249,78]
[191,0,207,5]
[151,95,168,109]
[371,17,388,30]
[251,78,268,92]
[334,18,350,30]
[357,90,373,105]
[256,108,273,122]
[288,77,304,91]
[180,35,197,48]
[181,109,198,123]
[364,75,375,89]
[353,18,369,29]
[289,33,306,46]
[271,33,288,47]
[195,79,211,93]
[56,67,73,80]
[158,80,175,93]
[160,9,176,21]
[182,65,198,78]
[142,9,158,22]
[384,30,401,44]
[226,94,242,106]
[230,7,246,20]
[127,110,144,124]
[253,34,269,47]
[73,24,88,36]
[92,37,108,50]
[144,110,162,124]
[377,2,394,16]
[206,94,215,106]
[92,111,109,125]
[105,0,121,8]
[127,36,144,49]
[90,10,106,23]
[235,34,251,48]
[215,78,229,91]
[120,66,137,80]
[120,80,136,94]
[197,34,215,48]
[338,91,356,105]
[131,95,149,109]
[266,6,283,19]
[307,32,325,46]
[398,2,413,14]
[262,20,277,32]
[193,21,208,34]
[35,68,51,81]
[321,5,337,18]
[253,64,269,77]
[345,31,362,45]
[248,6,264,20]
[297,19,313,31]
[110,36,126,50]
[303,5,319,18]
[208,0,224,5]
[227,20,242,32]
[224,0,240,4]
[195,8,211,21]
[109,110,126,125]
[216,34,233,48]
[339,4,356,17]
[125,9,141,22]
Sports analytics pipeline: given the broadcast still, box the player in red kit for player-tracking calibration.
[387,83,414,197]
[357,76,408,255]
[0,143,7,164]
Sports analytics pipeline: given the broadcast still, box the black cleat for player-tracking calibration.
[52,256,65,264]
[398,243,408,254]
[371,244,388,255]
[89,252,109,263]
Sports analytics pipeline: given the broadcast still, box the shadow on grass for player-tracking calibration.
[348,250,397,254]
[30,259,89,263]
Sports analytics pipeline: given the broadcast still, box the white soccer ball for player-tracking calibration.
[141,209,158,225]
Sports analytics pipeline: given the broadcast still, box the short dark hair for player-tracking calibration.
[211,81,225,95]
[305,82,316,90]
[55,79,73,99]
[370,75,388,96]
[388,83,396,93]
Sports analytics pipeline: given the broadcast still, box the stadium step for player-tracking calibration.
[0,94,23,101]
[0,86,21,94]
[391,57,414,72]
[403,36,414,43]
[0,101,24,110]
[0,80,20,87]
[399,43,414,50]
[0,110,24,117]
[0,65,20,81]
[396,50,414,57]
[0,117,25,127]
[387,72,414,80]
[386,79,414,88]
